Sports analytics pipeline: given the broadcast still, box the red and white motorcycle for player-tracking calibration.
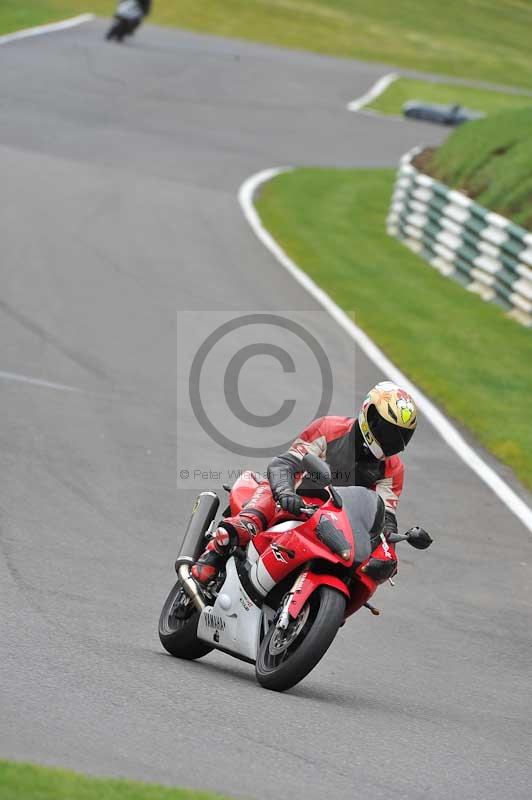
[159,454,432,691]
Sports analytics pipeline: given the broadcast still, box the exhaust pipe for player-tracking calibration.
[175,491,220,568]
[174,491,220,613]
[178,563,206,612]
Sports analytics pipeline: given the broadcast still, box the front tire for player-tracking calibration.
[158,580,213,660]
[255,586,346,692]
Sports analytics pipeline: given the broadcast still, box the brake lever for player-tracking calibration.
[300,504,319,517]
[274,502,318,517]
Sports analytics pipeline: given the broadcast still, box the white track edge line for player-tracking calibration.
[238,167,532,534]
[0,370,84,393]
[347,72,399,112]
[0,13,94,45]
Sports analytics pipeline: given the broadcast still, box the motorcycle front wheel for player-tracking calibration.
[158,580,213,660]
[255,586,346,692]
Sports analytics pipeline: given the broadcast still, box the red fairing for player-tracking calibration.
[345,579,373,618]
[250,530,276,557]
[344,538,397,615]
[254,515,353,589]
[283,519,399,619]
[288,571,350,618]
[229,471,260,516]
[230,474,398,623]
[372,538,398,563]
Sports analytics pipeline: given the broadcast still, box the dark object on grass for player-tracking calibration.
[402,100,484,126]
[106,0,152,42]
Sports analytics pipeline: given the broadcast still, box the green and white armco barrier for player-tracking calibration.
[387,149,532,327]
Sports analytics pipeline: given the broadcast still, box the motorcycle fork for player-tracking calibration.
[277,566,310,630]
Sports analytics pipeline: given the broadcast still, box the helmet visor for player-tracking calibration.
[367,406,415,456]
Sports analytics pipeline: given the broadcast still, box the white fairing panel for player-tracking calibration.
[249,558,276,596]
[246,524,299,596]
[246,540,260,566]
[267,520,301,533]
[196,557,262,662]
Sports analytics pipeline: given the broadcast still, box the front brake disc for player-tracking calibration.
[268,604,310,656]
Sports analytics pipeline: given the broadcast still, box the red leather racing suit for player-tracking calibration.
[236,416,404,545]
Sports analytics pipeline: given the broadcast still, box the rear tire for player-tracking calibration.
[158,580,213,660]
[255,586,346,692]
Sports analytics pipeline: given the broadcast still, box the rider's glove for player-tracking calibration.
[382,510,398,538]
[276,489,304,516]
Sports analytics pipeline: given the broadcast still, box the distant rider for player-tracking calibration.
[191,381,417,585]
[106,0,152,42]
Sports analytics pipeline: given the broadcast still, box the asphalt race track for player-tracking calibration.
[1,19,531,800]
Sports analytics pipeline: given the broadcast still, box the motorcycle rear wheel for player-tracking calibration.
[158,580,213,660]
[255,586,346,692]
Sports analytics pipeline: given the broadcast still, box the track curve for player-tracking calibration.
[1,19,531,800]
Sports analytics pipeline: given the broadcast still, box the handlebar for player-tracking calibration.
[299,503,319,517]
[275,502,319,518]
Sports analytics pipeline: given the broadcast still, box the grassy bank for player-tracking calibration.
[1,2,531,90]
[0,760,228,800]
[256,167,532,489]
[418,107,532,230]
[368,77,532,117]
[0,0,78,32]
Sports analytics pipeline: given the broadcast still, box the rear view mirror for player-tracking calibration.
[301,453,332,488]
[405,526,433,549]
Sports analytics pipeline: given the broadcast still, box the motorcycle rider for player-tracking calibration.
[106,0,151,42]
[191,381,417,585]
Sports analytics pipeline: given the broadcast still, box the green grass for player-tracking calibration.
[1,2,532,90]
[368,77,532,116]
[0,760,228,800]
[0,1,112,34]
[421,106,532,229]
[255,167,532,489]
[0,0,70,32]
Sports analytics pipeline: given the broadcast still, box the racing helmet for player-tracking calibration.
[358,381,417,459]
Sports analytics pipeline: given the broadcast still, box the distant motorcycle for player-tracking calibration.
[402,100,484,126]
[159,454,433,691]
[105,0,150,43]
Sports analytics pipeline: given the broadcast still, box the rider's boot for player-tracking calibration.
[191,513,262,586]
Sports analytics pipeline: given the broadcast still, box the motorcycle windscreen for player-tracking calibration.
[335,486,383,565]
